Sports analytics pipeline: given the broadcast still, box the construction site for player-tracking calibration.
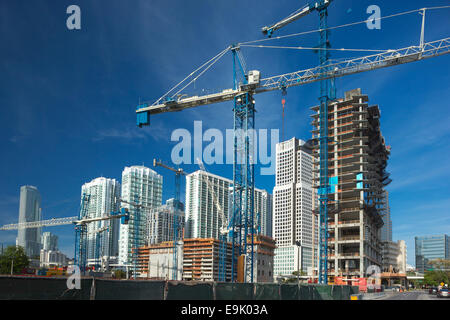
[135,235,276,283]
[1,1,449,301]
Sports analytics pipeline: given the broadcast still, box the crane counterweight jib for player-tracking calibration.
[261,1,332,37]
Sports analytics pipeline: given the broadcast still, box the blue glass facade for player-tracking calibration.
[415,234,449,273]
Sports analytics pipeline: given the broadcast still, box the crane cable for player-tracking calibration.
[239,6,450,46]
[152,46,230,106]
[168,47,230,100]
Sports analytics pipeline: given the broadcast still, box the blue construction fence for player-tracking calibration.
[0,276,359,300]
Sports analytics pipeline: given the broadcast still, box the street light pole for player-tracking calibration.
[10,247,15,275]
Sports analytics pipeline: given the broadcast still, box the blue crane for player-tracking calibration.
[261,0,334,285]
[135,4,449,283]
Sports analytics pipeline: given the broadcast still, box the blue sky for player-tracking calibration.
[0,0,449,265]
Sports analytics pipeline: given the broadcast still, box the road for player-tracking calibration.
[379,290,447,300]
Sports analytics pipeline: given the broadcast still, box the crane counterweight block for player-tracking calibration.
[137,111,150,127]
[137,103,150,127]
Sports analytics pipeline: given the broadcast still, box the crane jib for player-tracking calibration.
[136,37,449,125]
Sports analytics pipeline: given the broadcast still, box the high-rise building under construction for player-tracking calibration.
[311,88,391,280]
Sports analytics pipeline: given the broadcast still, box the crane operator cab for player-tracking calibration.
[240,70,260,91]
[247,70,260,87]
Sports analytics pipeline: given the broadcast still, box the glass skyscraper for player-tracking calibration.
[17,185,42,257]
[415,234,449,273]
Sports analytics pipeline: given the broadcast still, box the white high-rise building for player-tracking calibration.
[185,170,231,239]
[118,166,163,266]
[41,232,58,251]
[147,198,185,245]
[273,138,318,277]
[254,189,273,238]
[17,186,42,257]
[81,177,121,266]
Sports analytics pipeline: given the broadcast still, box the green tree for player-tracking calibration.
[429,259,450,271]
[113,269,126,279]
[0,246,30,274]
[424,270,449,287]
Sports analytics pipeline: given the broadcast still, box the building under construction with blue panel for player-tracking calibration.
[311,88,391,282]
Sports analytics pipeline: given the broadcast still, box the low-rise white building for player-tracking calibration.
[136,241,183,280]
[40,249,68,268]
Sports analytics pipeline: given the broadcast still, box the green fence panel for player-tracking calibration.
[311,285,333,300]
[298,285,312,300]
[350,286,359,295]
[0,276,92,300]
[0,277,11,299]
[280,284,298,300]
[215,283,254,300]
[331,285,343,300]
[31,277,72,299]
[94,279,165,300]
[254,283,280,300]
[59,278,93,300]
[166,281,214,300]
[341,285,352,300]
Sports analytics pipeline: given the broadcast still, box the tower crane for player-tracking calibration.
[135,5,450,283]
[262,0,335,285]
[91,225,109,271]
[153,158,185,280]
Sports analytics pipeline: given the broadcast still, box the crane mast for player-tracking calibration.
[260,0,334,285]
[317,0,333,285]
